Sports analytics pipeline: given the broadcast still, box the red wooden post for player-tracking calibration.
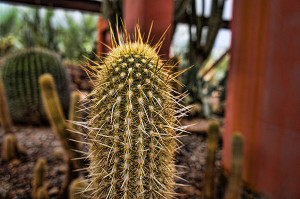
[223,0,300,198]
[123,0,173,59]
[97,16,110,56]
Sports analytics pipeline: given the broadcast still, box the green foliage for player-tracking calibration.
[0,36,14,56]
[69,178,88,199]
[83,28,187,198]
[58,13,97,62]
[2,134,18,161]
[203,121,220,199]
[32,158,47,199]
[224,133,244,199]
[0,7,18,37]
[0,48,70,124]
[0,5,97,61]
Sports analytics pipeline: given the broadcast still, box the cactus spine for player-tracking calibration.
[69,178,88,199]
[32,158,47,199]
[83,25,187,198]
[224,133,244,199]
[39,74,84,199]
[0,48,70,124]
[203,121,220,199]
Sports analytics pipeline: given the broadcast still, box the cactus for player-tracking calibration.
[69,178,88,199]
[203,121,220,199]
[32,158,47,199]
[2,134,18,161]
[0,47,70,124]
[0,72,14,134]
[82,25,188,199]
[39,74,84,199]
[37,187,49,199]
[0,73,26,158]
[224,133,244,199]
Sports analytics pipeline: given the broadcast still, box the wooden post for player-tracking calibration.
[123,0,173,59]
[223,0,300,198]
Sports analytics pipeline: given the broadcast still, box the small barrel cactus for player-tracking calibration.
[0,48,70,124]
[82,27,188,198]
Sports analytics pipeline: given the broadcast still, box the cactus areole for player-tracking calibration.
[83,26,188,198]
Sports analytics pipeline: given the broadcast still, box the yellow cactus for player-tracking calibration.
[81,25,189,198]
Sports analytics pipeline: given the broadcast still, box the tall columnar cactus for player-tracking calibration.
[39,74,84,199]
[203,121,220,199]
[0,48,70,124]
[224,133,244,199]
[32,158,47,199]
[83,26,188,198]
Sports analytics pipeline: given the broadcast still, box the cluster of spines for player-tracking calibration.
[0,47,70,124]
[79,25,190,199]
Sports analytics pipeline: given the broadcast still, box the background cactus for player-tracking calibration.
[39,74,84,199]
[37,187,49,199]
[224,133,244,199]
[32,158,47,199]
[0,72,14,134]
[203,121,220,199]
[2,134,18,161]
[0,47,70,124]
[82,27,188,198]
[69,178,88,199]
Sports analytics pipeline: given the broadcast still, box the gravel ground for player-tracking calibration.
[0,125,262,199]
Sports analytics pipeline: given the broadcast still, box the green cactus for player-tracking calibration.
[37,187,49,199]
[39,74,84,199]
[224,133,244,199]
[2,134,18,161]
[32,158,47,199]
[0,47,70,124]
[203,121,220,199]
[69,178,88,199]
[82,26,187,198]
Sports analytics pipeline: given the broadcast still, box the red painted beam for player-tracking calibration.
[0,0,102,13]
[223,0,300,198]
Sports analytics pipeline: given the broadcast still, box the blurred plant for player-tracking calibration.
[203,121,220,199]
[36,187,49,199]
[40,74,85,199]
[0,36,14,56]
[32,158,47,199]
[2,134,18,161]
[0,48,70,124]
[173,0,228,106]
[58,13,97,62]
[18,8,59,50]
[202,122,244,199]
[0,7,18,37]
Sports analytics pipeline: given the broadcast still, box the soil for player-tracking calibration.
[0,124,263,199]
[0,125,212,199]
